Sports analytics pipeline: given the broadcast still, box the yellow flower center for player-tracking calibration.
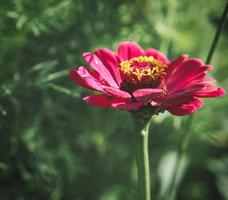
[119,56,167,81]
[119,56,167,93]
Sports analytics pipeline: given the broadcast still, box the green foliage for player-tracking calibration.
[0,0,228,199]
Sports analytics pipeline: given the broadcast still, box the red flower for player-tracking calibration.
[70,42,225,116]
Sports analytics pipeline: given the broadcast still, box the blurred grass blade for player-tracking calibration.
[46,83,81,98]
[43,70,69,82]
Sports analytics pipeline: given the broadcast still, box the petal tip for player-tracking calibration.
[218,87,226,96]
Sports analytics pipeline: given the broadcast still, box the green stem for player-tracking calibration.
[206,1,228,64]
[132,114,151,200]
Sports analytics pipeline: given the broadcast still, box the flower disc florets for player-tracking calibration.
[119,56,167,93]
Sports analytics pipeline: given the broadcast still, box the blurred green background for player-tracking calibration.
[0,0,228,199]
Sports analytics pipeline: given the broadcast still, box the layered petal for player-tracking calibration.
[194,85,225,98]
[83,52,119,88]
[164,85,205,100]
[70,67,94,90]
[94,48,122,85]
[145,48,169,64]
[166,55,189,79]
[163,78,215,100]
[70,67,104,92]
[117,42,144,61]
[111,99,144,110]
[83,94,112,107]
[71,67,131,99]
[83,94,144,110]
[103,86,131,99]
[166,58,205,92]
[132,88,164,102]
[162,96,204,116]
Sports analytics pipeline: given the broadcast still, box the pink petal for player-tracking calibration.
[83,52,119,88]
[94,48,122,85]
[111,99,144,110]
[83,94,112,107]
[184,77,215,88]
[103,86,131,99]
[194,86,225,98]
[165,85,204,100]
[164,78,216,100]
[69,67,94,90]
[186,66,212,83]
[132,88,164,102]
[145,48,169,64]
[166,58,205,92]
[163,97,204,116]
[117,41,144,61]
[166,55,189,79]
[83,94,144,110]
[71,67,104,92]
[168,65,212,94]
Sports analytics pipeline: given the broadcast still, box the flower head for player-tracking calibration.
[70,42,225,116]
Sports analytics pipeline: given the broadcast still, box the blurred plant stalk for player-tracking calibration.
[132,114,152,200]
[165,2,228,200]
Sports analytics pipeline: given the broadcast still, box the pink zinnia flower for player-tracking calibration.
[70,42,225,116]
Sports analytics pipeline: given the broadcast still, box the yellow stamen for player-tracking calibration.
[119,56,167,80]
[133,68,145,80]
[119,60,132,73]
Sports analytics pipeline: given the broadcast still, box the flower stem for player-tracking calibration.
[132,114,151,200]
[206,1,228,64]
